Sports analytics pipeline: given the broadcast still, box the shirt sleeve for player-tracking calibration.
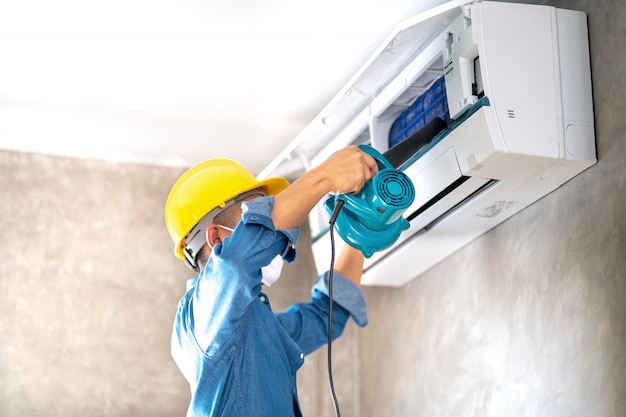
[190,196,299,355]
[274,271,368,355]
[239,196,299,264]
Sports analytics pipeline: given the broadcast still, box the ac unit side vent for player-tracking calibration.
[417,178,499,231]
[407,176,471,221]
[406,176,500,228]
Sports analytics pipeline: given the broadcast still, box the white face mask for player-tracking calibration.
[261,255,284,287]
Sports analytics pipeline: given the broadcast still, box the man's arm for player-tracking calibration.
[332,244,365,287]
[272,146,378,231]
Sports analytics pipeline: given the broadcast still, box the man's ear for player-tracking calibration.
[206,224,221,250]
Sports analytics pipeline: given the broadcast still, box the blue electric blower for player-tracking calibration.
[324,117,447,257]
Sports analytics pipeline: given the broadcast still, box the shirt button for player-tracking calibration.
[259,296,266,302]
[299,353,304,360]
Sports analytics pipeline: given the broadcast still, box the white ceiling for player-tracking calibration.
[0,0,453,175]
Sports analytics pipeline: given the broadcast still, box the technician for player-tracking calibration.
[164,145,378,416]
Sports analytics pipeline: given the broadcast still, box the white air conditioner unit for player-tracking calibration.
[262,1,596,287]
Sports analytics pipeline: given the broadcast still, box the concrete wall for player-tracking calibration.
[0,154,192,415]
[358,0,626,416]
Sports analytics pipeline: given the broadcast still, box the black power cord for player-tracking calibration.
[327,199,345,417]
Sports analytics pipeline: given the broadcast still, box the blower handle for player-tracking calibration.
[357,144,395,171]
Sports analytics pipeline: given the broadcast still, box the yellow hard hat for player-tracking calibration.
[165,158,289,263]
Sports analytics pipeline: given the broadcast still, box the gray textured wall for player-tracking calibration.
[0,154,191,415]
[358,0,626,416]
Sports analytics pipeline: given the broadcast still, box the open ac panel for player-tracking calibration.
[261,0,596,287]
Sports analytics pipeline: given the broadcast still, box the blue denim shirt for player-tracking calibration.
[171,196,368,417]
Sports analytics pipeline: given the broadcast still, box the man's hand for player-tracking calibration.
[317,146,380,195]
[272,146,379,230]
